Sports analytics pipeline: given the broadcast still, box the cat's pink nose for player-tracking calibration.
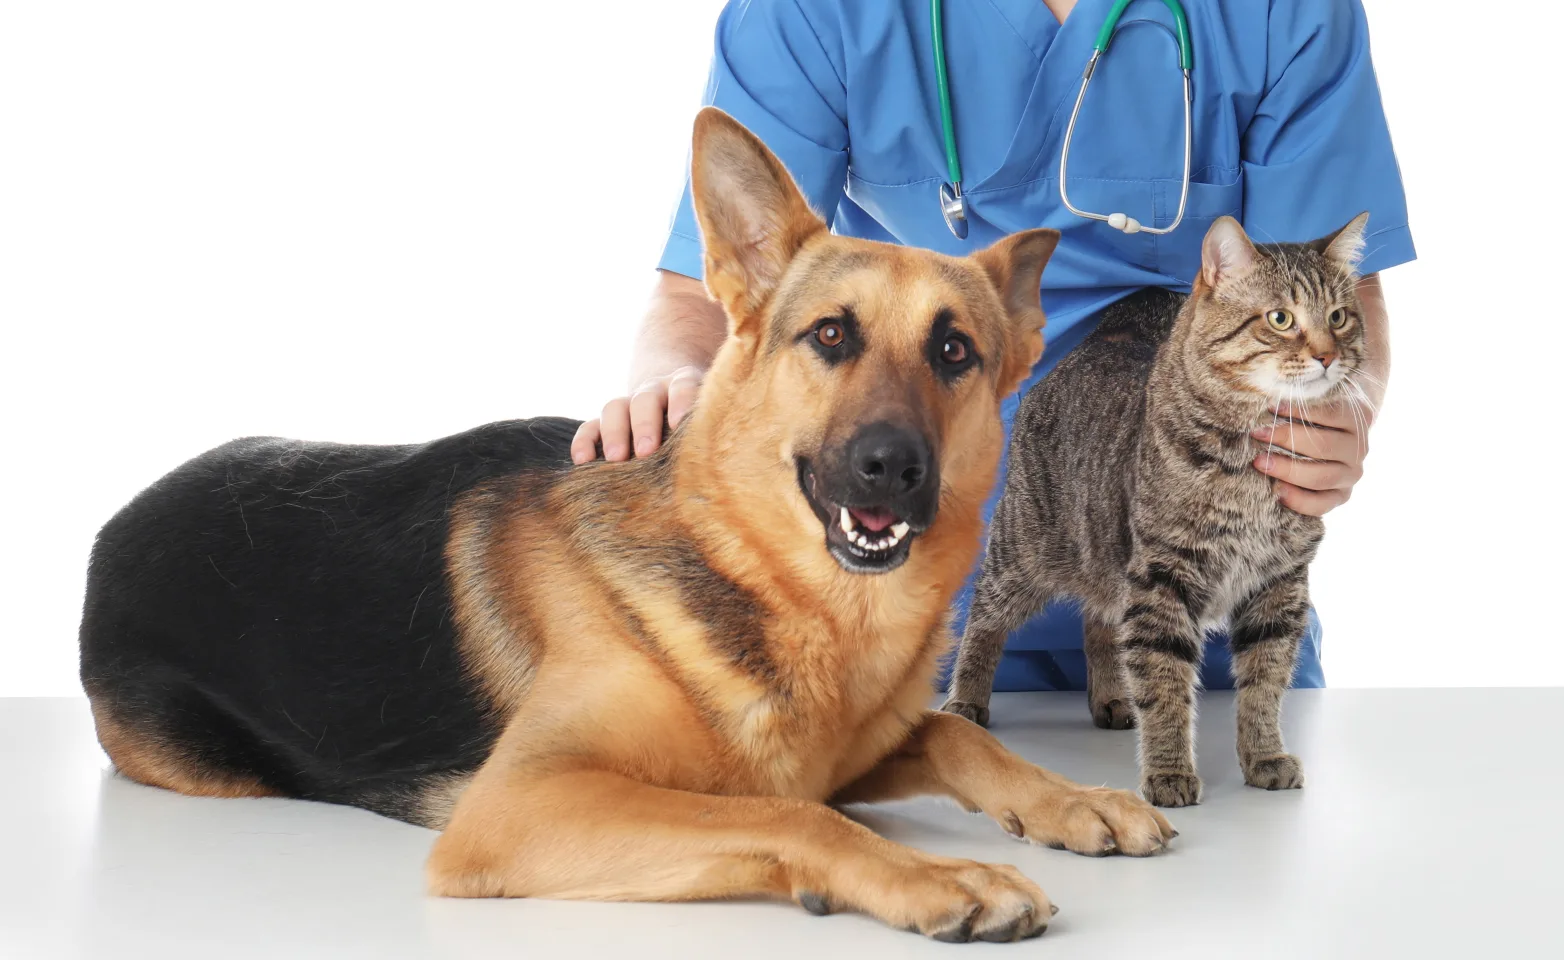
[1314,350,1337,369]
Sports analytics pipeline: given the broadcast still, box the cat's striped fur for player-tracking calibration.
[943,215,1371,807]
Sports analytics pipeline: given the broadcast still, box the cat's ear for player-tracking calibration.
[972,228,1060,396]
[690,107,827,337]
[1200,216,1259,288]
[1312,212,1370,269]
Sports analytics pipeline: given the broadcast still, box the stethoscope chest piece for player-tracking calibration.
[939,181,969,240]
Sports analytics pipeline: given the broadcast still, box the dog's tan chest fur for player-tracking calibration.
[526,568,945,800]
[451,478,948,803]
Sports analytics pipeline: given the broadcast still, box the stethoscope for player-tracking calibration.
[933,0,1195,240]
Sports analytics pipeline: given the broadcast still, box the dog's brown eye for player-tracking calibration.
[1328,308,1348,330]
[940,335,969,364]
[1265,309,1294,332]
[816,322,844,347]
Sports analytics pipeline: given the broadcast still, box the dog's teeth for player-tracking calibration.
[837,508,911,555]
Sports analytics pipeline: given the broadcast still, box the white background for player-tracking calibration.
[1,1,1557,696]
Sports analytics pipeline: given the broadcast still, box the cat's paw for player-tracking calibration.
[941,699,990,728]
[1243,754,1305,791]
[1141,771,1202,807]
[1090,697,1136,730]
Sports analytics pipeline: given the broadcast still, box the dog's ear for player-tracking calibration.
[971,228,1059,397]
[691,108,827,336]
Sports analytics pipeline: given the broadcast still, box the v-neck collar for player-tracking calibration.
[1042,0,1081,30]
[970,0,1108,193]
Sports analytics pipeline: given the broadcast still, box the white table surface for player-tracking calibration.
[3,690,1560,959]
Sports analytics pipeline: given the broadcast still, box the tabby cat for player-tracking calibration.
[943,213,1373,807]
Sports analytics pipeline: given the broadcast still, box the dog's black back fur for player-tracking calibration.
[79,417,580,822]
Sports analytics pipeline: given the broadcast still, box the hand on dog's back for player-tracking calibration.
[571,272,726,464]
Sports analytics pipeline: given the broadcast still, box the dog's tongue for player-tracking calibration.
[849,506,897,533]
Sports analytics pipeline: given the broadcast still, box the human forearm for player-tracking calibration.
[571,270,728,464]
[1354,272,1390,408]
[627,271,729,390]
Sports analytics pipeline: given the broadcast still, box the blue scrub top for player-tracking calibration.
[657,0,1415,691]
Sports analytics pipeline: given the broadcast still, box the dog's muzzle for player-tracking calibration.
[796,422,939,575]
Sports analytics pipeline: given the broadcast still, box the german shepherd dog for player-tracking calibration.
[79,109,1173,941]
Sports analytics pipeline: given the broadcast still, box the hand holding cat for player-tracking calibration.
[1250,272,1389,518]
[1251,400,1375,517]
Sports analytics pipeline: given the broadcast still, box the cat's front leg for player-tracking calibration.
[1085,614,1135,730]
[1228,571,1310,791]
[944,547,1053,728]
[1119,556,1208,807]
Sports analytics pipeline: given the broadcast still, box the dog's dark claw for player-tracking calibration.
[932,904,982,943]
[798,891,832,916]
[978,906,1032,943]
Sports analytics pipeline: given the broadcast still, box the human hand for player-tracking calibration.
[1250,396,1377,517]
[570,366,704,464]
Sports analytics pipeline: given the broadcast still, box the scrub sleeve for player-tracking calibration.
[657,0,847,280]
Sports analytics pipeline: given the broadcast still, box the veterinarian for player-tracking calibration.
[572,0,1414,692]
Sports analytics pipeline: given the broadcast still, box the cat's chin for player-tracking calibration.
[1244,369,1349,404]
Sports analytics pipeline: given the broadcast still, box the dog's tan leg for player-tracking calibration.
[833,711,1176,857]
[427,766,1053,942]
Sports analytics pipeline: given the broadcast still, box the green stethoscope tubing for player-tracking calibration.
[933,0,1195,239]
[931,0,962,186]
[1097,0,1192,71]
[931,0,969,237]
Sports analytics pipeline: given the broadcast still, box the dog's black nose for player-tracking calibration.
[848,422,930,497]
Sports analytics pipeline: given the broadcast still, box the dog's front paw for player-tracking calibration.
[1243,754,1305,791]
[1004,786,1176,858]
[1141,771,1202,808]
[865,857,1054,942]
[940,698,990,728]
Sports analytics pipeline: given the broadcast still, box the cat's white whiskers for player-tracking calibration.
[1341,377,1381,453]
[1285,383,1312,456]
[1341,388,1369,458]
[1347,368,1388,392]
[1268,384,1287,452]
[1344,377,1381,418]
[1294,386,1324,455]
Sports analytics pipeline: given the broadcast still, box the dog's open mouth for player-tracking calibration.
[796,460,921,574]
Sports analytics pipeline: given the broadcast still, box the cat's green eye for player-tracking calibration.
[1264,309,1294,332]
[1328,308,1348,330]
